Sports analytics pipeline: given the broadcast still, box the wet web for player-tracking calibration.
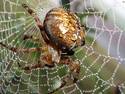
[0,0,125,94]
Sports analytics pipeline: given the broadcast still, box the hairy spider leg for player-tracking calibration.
[0,41,49,68]
[23,34,39,41]
[0,42,46,53]
[22,4,49,43]
[22,4,42,27]
[60,56,80,82]
[0,41,55,70]
[23,45,58,71]
[48,56,80,94]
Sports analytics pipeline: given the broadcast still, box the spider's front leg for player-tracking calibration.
[22,4,42,27]
[0,42,46,53]
[22,4,49,43]
[22,4,41,41]
[23,34,40,41]
[60,56,80,82]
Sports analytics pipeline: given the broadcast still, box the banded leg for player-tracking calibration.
[48,56,80,94]
[22,4,43,28]
[23,34,40,41]
[22,34,43,45]
[0,42,46,53]
[23,53,54,71]
[22,4,49,43]
[0,42,54,70]
[23,45,55,71]
[60,56,80,82]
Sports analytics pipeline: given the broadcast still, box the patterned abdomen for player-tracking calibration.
[43,8,85,54]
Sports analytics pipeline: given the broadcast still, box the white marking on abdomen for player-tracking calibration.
[59,23,69,34]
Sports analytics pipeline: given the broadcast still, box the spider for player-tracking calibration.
[0,3,85,94]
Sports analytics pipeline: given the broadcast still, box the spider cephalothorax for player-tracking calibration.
[0,4,86,94]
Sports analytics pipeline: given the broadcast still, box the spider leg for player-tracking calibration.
[0,42,46,53]
[48,57,80,93]
[22,34,42,45]
[60,56,80,82]
[0,42,48,70]
[48,73,77,94]
[0,42,54,70]
[23,34,39,41]
[81,24,89,31]
[23,61,45,70]
[22,4,43,29]
[22,4,50,43]
[39,45,58,67]
[22,53,54,71]
[23,45,55,71]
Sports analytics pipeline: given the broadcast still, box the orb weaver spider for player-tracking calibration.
[0,3,86,94]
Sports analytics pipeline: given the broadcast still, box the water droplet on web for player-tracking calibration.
[8,16,11,19]
[23,28,26,30]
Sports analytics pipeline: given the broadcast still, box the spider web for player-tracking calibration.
[0,0,125,94]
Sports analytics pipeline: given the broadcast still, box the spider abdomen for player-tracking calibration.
[43,8,85,54]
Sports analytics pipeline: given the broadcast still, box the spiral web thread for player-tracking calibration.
[0,0,125,94]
